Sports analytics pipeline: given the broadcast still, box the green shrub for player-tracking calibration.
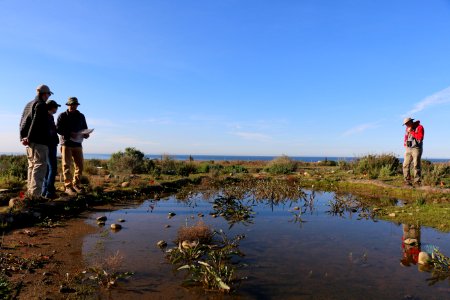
[223,165,248,174]
[108,148,153,174]
[84,159,108,175]
[422,163,450,186]
[197,163,210,173]
[379,165,395,178]
[318,158,337,166]
[355,154,400,179]
[176,162,197,176]
[337,160,353,171]
[265,155,297,175]
[0,155,28,179]
[159,155,177,175]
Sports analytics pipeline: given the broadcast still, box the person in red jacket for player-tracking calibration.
[402,117,424,186]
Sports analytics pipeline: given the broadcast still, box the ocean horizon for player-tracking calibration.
[3,152,449,163]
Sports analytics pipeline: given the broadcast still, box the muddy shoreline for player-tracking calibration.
[1,214,98,299]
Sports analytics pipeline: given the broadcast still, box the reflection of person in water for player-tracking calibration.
[400,224,421,266]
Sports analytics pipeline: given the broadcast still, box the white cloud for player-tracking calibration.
[342,122,381,136]
[404,86,450,117]
[232,131,272,142]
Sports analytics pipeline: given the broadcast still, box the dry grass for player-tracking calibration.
[176,221,213,243]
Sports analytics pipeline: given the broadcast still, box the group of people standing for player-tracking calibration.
[19,84,90,199]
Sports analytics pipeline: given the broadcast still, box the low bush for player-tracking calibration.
[223,165,248,174]
[108,148,154,174]
[176,221,213,243]
[159,155,177,175]
[176,162,197,176]
[422,163,450,186]
[318,158,337,166]
[265,155,297,174]
[355,154,400,179]
[0,155,28,179]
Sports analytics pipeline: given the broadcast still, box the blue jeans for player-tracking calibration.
[42,145,57,197]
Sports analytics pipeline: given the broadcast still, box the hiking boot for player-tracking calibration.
[413,181,422,187]
[73,185,85,193]
[64,187,77,196]
[44,193,59,200]
[404,181,412,187]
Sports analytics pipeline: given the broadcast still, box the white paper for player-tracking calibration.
[70,128,94,143]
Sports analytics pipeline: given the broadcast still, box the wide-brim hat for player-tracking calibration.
[66,97,80,106]
[46,100,61,108]
[403,117,414,125]
[37,84,53,95]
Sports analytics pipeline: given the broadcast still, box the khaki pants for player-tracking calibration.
[403,147,422,183]
[61,146,84,188]
[26,143,49,198]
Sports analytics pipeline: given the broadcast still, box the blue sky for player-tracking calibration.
[1,0,450,157]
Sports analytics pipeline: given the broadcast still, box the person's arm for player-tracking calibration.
[410,125,424,141]
[81,114,89,138]
[56,112,70,141]
[19,103,31,145]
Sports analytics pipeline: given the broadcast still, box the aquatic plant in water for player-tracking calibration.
[211,195,255,228]
[80,251,134,289]
[166,230,245,293]
[426,249,450,285]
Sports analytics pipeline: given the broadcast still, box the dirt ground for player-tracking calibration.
[1,215,98,299]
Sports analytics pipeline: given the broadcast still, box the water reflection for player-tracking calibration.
[401,224,421,267]
[82,188,450,299]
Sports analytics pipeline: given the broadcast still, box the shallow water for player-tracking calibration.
[83,191,450,299]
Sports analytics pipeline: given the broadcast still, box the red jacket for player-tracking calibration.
[404,121,424,147]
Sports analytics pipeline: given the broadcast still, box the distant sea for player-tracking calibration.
[78,153,450,163]
[2,152,449,163]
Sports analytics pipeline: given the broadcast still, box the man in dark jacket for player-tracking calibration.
[19,84,53,198]
[42,100,61,199]
[56,97,89,195]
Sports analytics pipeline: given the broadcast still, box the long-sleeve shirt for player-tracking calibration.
[56,109,88,147]
[19,96,50,145]
[404,120,424,148]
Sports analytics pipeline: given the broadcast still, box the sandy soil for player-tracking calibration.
[1,215,98,299]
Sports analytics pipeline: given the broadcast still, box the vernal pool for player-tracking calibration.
[82,190,450,300]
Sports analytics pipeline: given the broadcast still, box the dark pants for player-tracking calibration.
[42,145,57,197]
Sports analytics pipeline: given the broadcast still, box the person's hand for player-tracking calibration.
[83,134,90,139]
[21,138,29,146]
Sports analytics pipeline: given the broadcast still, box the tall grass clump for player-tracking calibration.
[157,155,197,176]
[265,155,297,174]
[422,162,450,186]
[355,154,400,179]
[0,155,28,179]
[108,148,155,174]
[0,155,27,189]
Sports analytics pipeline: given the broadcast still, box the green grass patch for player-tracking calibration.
[380,203,450,232]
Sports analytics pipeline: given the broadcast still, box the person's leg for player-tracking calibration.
[72,147,84,187]
[412,147,423,184]
[26,146,34,195]
[403,149,413,183]
[61,145,74,188]
[46,145,58,197]
[42,154,50,197]
[29,143,49,198]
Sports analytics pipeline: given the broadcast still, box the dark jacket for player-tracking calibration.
[56,110,88,147]
[48,113,59,146]
[19,96,50,145]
